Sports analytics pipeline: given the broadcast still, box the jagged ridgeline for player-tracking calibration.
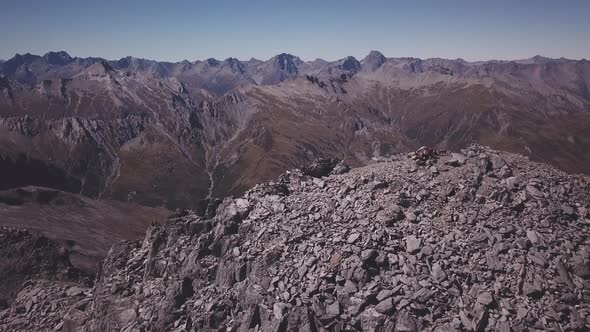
[2,145,589,331]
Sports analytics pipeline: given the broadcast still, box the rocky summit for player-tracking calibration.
[1,145,590,331]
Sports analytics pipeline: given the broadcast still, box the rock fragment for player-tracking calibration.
[405,236,421,254]
[445,153,466,166]
[431,262,447,281]
[375,298,395,315]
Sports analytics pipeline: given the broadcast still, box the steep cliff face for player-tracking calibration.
[3,146,588,331]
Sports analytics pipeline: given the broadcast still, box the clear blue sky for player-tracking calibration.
[1,0,589,62]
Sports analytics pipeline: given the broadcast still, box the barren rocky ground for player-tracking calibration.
[1,145,589,331]
[0,228,92,324]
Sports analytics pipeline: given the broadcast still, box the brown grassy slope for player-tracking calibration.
[109,125,210,209]
[210,88,417,197]
[353,82,590,175]
[0,186,170,273]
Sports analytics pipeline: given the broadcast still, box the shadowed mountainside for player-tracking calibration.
[0,186,170,273]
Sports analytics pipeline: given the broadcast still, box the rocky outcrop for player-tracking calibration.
[4,145,588,331]
[0,186,171,274]
[0,228,92,332]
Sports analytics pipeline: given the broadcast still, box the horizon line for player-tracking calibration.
[1,49,588,64]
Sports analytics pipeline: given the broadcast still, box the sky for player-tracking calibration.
[1,0,589,62]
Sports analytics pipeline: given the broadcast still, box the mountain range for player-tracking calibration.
[1,50,589,211]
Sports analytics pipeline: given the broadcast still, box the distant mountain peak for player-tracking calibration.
[362,50,386,70]
[100,61,115,72]
[273,53,300,74]
[39,51,75,68]
[510,55,560,65]
[275,52,295,58]
[12,53,38,62]
[366,50,385,60]
[339,56,361,71]
[43,51,73,65]
[223,57,246,73]
[115,56,134,68]
[2,53,40,76]
[77,60,115,77]
[206,58,220,66]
